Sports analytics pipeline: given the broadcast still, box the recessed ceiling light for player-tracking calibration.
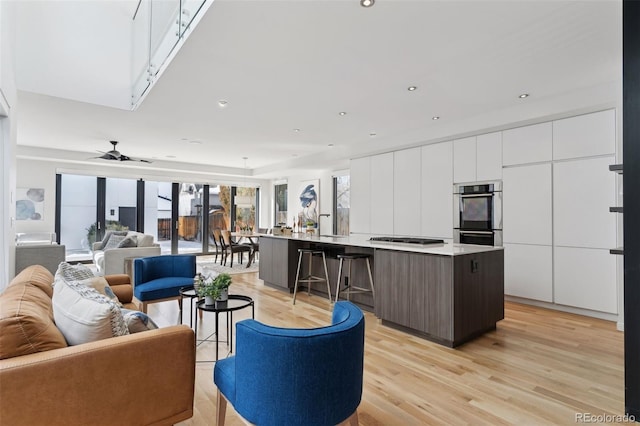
[369,132,377,137]
[328,144,334,147]
[408,86,417,91]
[218,99,228,107]
[293,128,301,132]
[432,116,440,120]
[360,0,374,7]
[166,155,176,158]
[292,154,298,157]
[518,93,529,99]
[339,112,347,116]
[188,140,202,145]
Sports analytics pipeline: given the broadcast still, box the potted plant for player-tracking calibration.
[197,273,232,305]
[213,273,232,301]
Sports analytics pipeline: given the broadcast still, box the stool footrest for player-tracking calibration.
[298,275,328,283]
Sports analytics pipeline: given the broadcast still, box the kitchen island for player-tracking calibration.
[259,234,504,347]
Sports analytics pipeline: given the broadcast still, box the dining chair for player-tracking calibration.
[210,228,223,264]
[220,230,251,268]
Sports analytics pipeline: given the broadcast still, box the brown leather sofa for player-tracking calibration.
[0,265,196,426]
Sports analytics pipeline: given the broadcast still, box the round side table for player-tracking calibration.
[194,295,255,361]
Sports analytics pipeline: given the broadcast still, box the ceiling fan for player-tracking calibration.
[93,141,152,163]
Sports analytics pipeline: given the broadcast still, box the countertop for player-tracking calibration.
[260,233,503,256]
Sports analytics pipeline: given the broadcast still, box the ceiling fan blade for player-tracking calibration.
[119,154,153,163]
[98,152,119,160]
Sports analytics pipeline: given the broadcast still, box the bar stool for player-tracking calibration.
[293,248,332,305]
[335,253,375,302]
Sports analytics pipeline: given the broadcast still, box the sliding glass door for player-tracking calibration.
[57,174,259,259]
[59,174,97,261]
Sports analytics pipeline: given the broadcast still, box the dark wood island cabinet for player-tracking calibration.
[258,234,504,347]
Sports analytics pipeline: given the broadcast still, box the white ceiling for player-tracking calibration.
[14,0,622,179]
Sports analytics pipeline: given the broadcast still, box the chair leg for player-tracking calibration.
[322,252,332,303]
[141,301,148,314]
[216,390,227,426]
[335,258,344,303]
[293,251,303,305]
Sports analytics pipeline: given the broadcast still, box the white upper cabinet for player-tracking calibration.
[370,152,394,235]
[421,141,453,239]
[503,122,552,166]
[349,156,371,234]
[453,136,476,183]
[476,132,502,181]
[502,163,552,245]
[553,109,616,160]
[553,156,616,249]
[394,148,421,236]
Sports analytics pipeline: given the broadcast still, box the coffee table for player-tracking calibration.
[194,295,255,361]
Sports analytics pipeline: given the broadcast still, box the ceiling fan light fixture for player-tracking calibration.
[93,141,152,163]
[360,0,374,7]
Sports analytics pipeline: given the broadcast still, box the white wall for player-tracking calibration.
[15,159,57,236]
[1,0,18,286]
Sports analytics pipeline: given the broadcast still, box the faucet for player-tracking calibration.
[318,213,331,236]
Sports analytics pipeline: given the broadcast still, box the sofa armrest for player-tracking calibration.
[0,325,195,426]
[92,241,102,252]
[102,246,161,275]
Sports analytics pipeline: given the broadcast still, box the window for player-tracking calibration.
[274,183,288,226]
[333,175,350,235]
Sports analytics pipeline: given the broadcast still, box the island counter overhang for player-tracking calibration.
[258,234,504,348]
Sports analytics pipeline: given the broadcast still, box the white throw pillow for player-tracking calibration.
[52,278,129,345]
[127,231,153,247]
[79,276,122,307]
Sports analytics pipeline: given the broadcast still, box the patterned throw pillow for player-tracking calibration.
[54,262,95,284]
[120,309,159,333]
[117,235,138,248]
[103,235,126,250]
[52,278,129,345]
[79,276,122,307]
[98,230,128,250]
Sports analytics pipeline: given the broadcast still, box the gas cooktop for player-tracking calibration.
[369,236,445,245]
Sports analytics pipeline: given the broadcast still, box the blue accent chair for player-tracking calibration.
[133,254,196,313]
[213,301,365,426]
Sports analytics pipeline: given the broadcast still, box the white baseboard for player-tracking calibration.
[505,295,619,324]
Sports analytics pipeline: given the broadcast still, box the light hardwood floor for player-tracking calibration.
[146,272,624,425]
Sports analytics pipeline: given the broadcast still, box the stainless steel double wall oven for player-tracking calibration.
[454,181,502,246]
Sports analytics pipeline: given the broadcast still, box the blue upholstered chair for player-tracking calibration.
[133,254,196,313]
[213,301,365,426]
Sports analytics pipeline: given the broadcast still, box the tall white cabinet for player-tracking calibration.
[371,153,394,235]
[349,156,371,234]
[394,148,421,236]
[502,164,553,302]
[421,142,453,239]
